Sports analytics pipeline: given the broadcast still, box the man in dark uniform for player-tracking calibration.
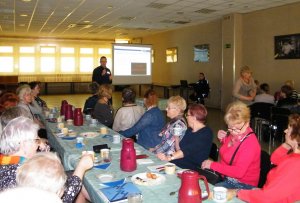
[92,56,112,85]
[92,56,113,104]
[190,72,210,105]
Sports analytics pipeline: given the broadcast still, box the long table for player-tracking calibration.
[47,119,244,203]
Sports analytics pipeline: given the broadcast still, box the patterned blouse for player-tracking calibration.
[152,116,187,155]
[0,164,82,203]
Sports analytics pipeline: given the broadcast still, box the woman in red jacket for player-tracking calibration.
[201,101,261,189]
[236,114,300,203]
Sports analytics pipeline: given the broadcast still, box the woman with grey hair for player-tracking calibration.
[0,116,94,203]
[17,85,47,138]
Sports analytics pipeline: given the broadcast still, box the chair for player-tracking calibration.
[249,102,274,141]
[258,150,271,188]
[209,143,219,161]
[269,107,290,152]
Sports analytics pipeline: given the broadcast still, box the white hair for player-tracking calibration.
[16,85,31,102]
[0,116,39,155]
[0,187,62,203]
[16,152,67,197]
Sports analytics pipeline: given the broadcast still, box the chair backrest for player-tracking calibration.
[270,107,291,134]
[209,143,219,161]
[258,150,271,188]
[250,102,274,120]
[180,80,188,88]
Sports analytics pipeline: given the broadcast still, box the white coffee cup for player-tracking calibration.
[112,134,121,144]
[49,113,54,119]
[100,149,111,162]
[213,187,227,203]
[164,163,176,175]
[86,114,91,120]
[91,119,97,124]
[82,151,95,161]
[76,137,84,144]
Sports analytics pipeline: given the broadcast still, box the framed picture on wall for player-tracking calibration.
[194,44,209,62]
[274,33,300,59]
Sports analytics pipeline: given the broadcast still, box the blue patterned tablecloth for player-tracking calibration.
[46,119,244,203]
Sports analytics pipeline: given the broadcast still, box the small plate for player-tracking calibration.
[97,173,115,183]
[131,172,165,186]
[80,132,99,138]
[61,136,77,140]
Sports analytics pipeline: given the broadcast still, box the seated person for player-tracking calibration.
[202,101,261,189]
[29,81,48,111]
[236,114,300,202]
[0,117,93,203]
[253,83,275,104]
[93,84,114,128]
[119,89,165,149]
[157,104,213,171]
[83,82,99,115]
[113,88,145,132]
[276,85,297,109]
[151,96,187,156]
[189,72,210,105]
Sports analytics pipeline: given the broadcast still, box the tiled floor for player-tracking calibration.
[41,92,278,154]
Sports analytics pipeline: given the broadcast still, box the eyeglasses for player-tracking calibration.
[100,60,107,63]
[185,113,192,117]
[227,122,246,133]
[166,106,177,110]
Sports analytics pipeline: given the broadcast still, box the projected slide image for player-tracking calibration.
[131,63,147,75]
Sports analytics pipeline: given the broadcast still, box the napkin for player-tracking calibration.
[137,159,154,165]
[100,178,126,187]
[94,163,111,170]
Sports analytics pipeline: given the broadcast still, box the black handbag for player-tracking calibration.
[197,132,254,185]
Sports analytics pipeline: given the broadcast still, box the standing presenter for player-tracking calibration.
[92,56,112,85]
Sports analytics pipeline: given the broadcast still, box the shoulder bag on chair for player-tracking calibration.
[197,132,254,185]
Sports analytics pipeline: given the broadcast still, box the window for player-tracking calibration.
[80,48,93,54]
[19,57,35,73]
[41,57,55,72]
[61,47,74,54]
[41,47,55,54]
[61,57,75,72]
[166,47,177,63]
[0,57,14,72]
[79,57,93,72]
[0,46,13,53]
[20,47,35,53]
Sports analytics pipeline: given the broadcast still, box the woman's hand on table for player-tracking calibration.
[201,159,213,169]
[157,153,168,161]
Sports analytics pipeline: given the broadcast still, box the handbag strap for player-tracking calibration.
[229,132,254,165]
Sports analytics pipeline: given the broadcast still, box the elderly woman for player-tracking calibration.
[157,104,213,171]
[93,84,114,128]
[202,101,261,189]
[0,116,93,203]
[151,96,187,156]
[29,81,48,111]
[232,66,257,105]
[236,114,300,202]
[83,82,99,115]
[119,89,164,149]
[113,88,145,132]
